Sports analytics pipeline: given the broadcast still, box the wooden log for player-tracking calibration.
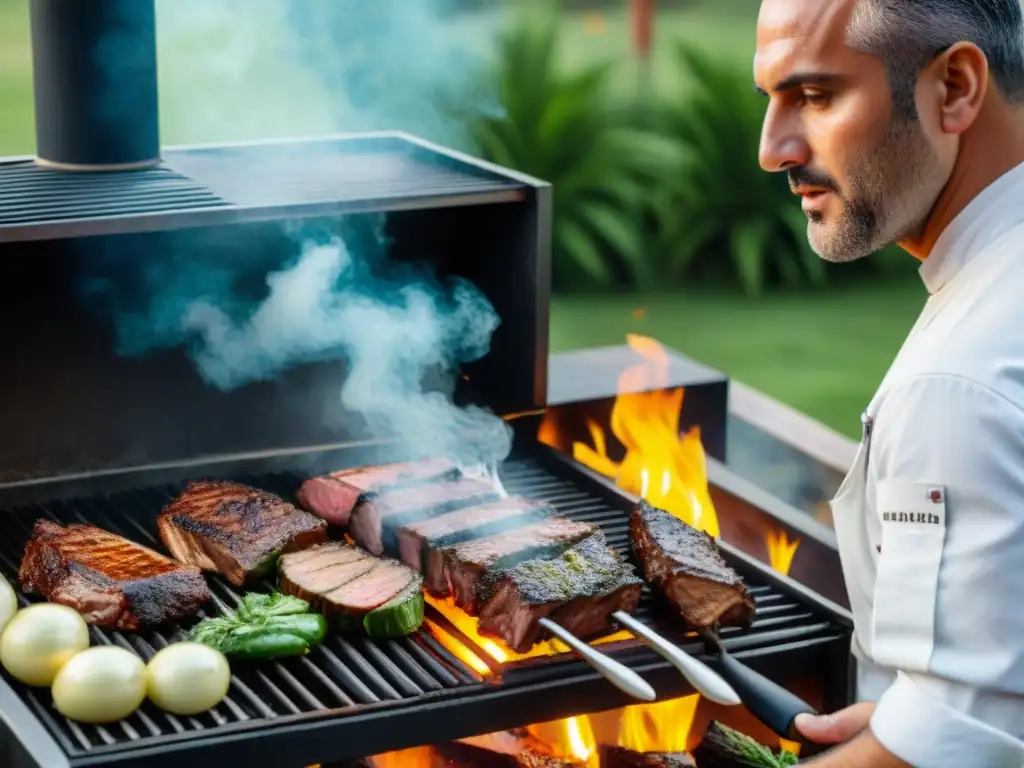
[599,744,696,767]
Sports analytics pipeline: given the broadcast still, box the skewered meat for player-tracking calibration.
[438,517,598,610]
[18,520,211,631]
[157,480,327,587]
[599,746,696,768]
[396,497,553,574]
[297,458,459,527]
[278,541,420,627]
[347,478,501,557]
[477,533,643,653]
[630,500,755,630]
[435,740,584,767]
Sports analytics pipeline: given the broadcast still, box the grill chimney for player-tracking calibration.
[29,0,160,171]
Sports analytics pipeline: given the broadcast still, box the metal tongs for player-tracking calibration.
[536,613,742,706]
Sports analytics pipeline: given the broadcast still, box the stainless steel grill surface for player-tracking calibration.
[0,452,849,768]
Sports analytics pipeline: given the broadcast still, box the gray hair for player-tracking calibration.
[848,0,1024,119]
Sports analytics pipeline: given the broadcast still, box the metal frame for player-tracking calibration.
[0,442,854,768]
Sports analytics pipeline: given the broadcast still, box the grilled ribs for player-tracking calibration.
[297,458,459,527]
[278,541,420,624]
[630,500,755,630]
[347,477,501,557]
[477,533,643,653]
[18,520,211,630]
[438,517,598,611]
[157,480,328,587]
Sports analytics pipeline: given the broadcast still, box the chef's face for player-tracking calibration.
[755,0,948,262]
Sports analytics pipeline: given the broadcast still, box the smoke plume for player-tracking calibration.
[80,1,515,467]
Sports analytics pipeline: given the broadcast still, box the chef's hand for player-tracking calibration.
[794,703,877,745]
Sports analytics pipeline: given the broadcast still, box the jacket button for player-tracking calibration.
[929,489,943,503]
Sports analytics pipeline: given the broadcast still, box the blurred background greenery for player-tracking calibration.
[0,0,924,439]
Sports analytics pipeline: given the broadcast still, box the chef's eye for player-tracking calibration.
[801,89,832,107]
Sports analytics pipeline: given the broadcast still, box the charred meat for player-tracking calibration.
[347,477,501,557]
[477,533,643,653]
[396,497,553,574]
[297,458,459,527]
[599,746,696,768]
[630,500,755,630]
[278,541,421,628]
[158,480,328,587]
[691,722,798,768]
[19,520,211,631]
[438,517,598,610]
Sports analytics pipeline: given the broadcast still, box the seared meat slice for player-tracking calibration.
[18,520,210,631]
[438,517,597,609]
[691,722,790,768]
[296,458,459,527]
[279,541,421,626]
[157,480,328,587]
[347,478,501,557]
[396,496,552,574]
[630,500,755,630]
[278,542,378,605]
[599,747,695,768]
[477,533,642,653]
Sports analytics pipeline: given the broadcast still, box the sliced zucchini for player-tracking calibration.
[362,576,425,639]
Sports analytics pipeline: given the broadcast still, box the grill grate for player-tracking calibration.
[0,453,848,767]
[0,161,230,226]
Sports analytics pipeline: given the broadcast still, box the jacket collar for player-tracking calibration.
[920,160,1024,294]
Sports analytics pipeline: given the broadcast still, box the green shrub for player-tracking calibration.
[647,44,825,295]
[459,9,684,292]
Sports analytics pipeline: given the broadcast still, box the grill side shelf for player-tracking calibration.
[0,452,851,768]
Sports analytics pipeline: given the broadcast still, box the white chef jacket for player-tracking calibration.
[830,159,1024,767]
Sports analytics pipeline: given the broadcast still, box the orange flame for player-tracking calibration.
[528,715,598,767]
[568,334,720,537]
[766,529,801,577]
[618,694,700,753]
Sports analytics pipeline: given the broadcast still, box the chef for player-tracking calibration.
[754,0,1024,765]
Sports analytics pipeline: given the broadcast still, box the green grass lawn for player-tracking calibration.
[551,277,926,439]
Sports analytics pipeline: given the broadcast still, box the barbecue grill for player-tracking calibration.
[0,2,854,766]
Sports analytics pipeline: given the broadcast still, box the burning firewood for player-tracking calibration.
[434,740,583,767]
[599,744,696,767]
[690,722,799,768]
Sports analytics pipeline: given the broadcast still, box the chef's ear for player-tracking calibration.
[927,41,989,135]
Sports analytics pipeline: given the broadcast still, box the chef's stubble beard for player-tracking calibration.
[807,114,942,263]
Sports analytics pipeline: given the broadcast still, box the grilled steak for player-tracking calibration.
[158,480,328,587]
[396,497,552,575]
[297,459,459,527]
[438,517,598,610]
[630,500,755,630]
[599,747,696,768]
[279,541,420,625]
[18,520,211,631]
[348,477,501,557]
[691,722,790,768]
[477,533,642,653]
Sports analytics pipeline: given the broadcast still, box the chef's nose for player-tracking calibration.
[759,105,810,172]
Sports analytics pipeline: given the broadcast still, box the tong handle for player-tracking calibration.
[702,631,817,740]
[538,618,656,702]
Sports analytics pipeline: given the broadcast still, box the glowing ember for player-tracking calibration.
[618,695,699,754]
[567,334,720,537]
[766,529,801,576]
[425,595,633,670]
